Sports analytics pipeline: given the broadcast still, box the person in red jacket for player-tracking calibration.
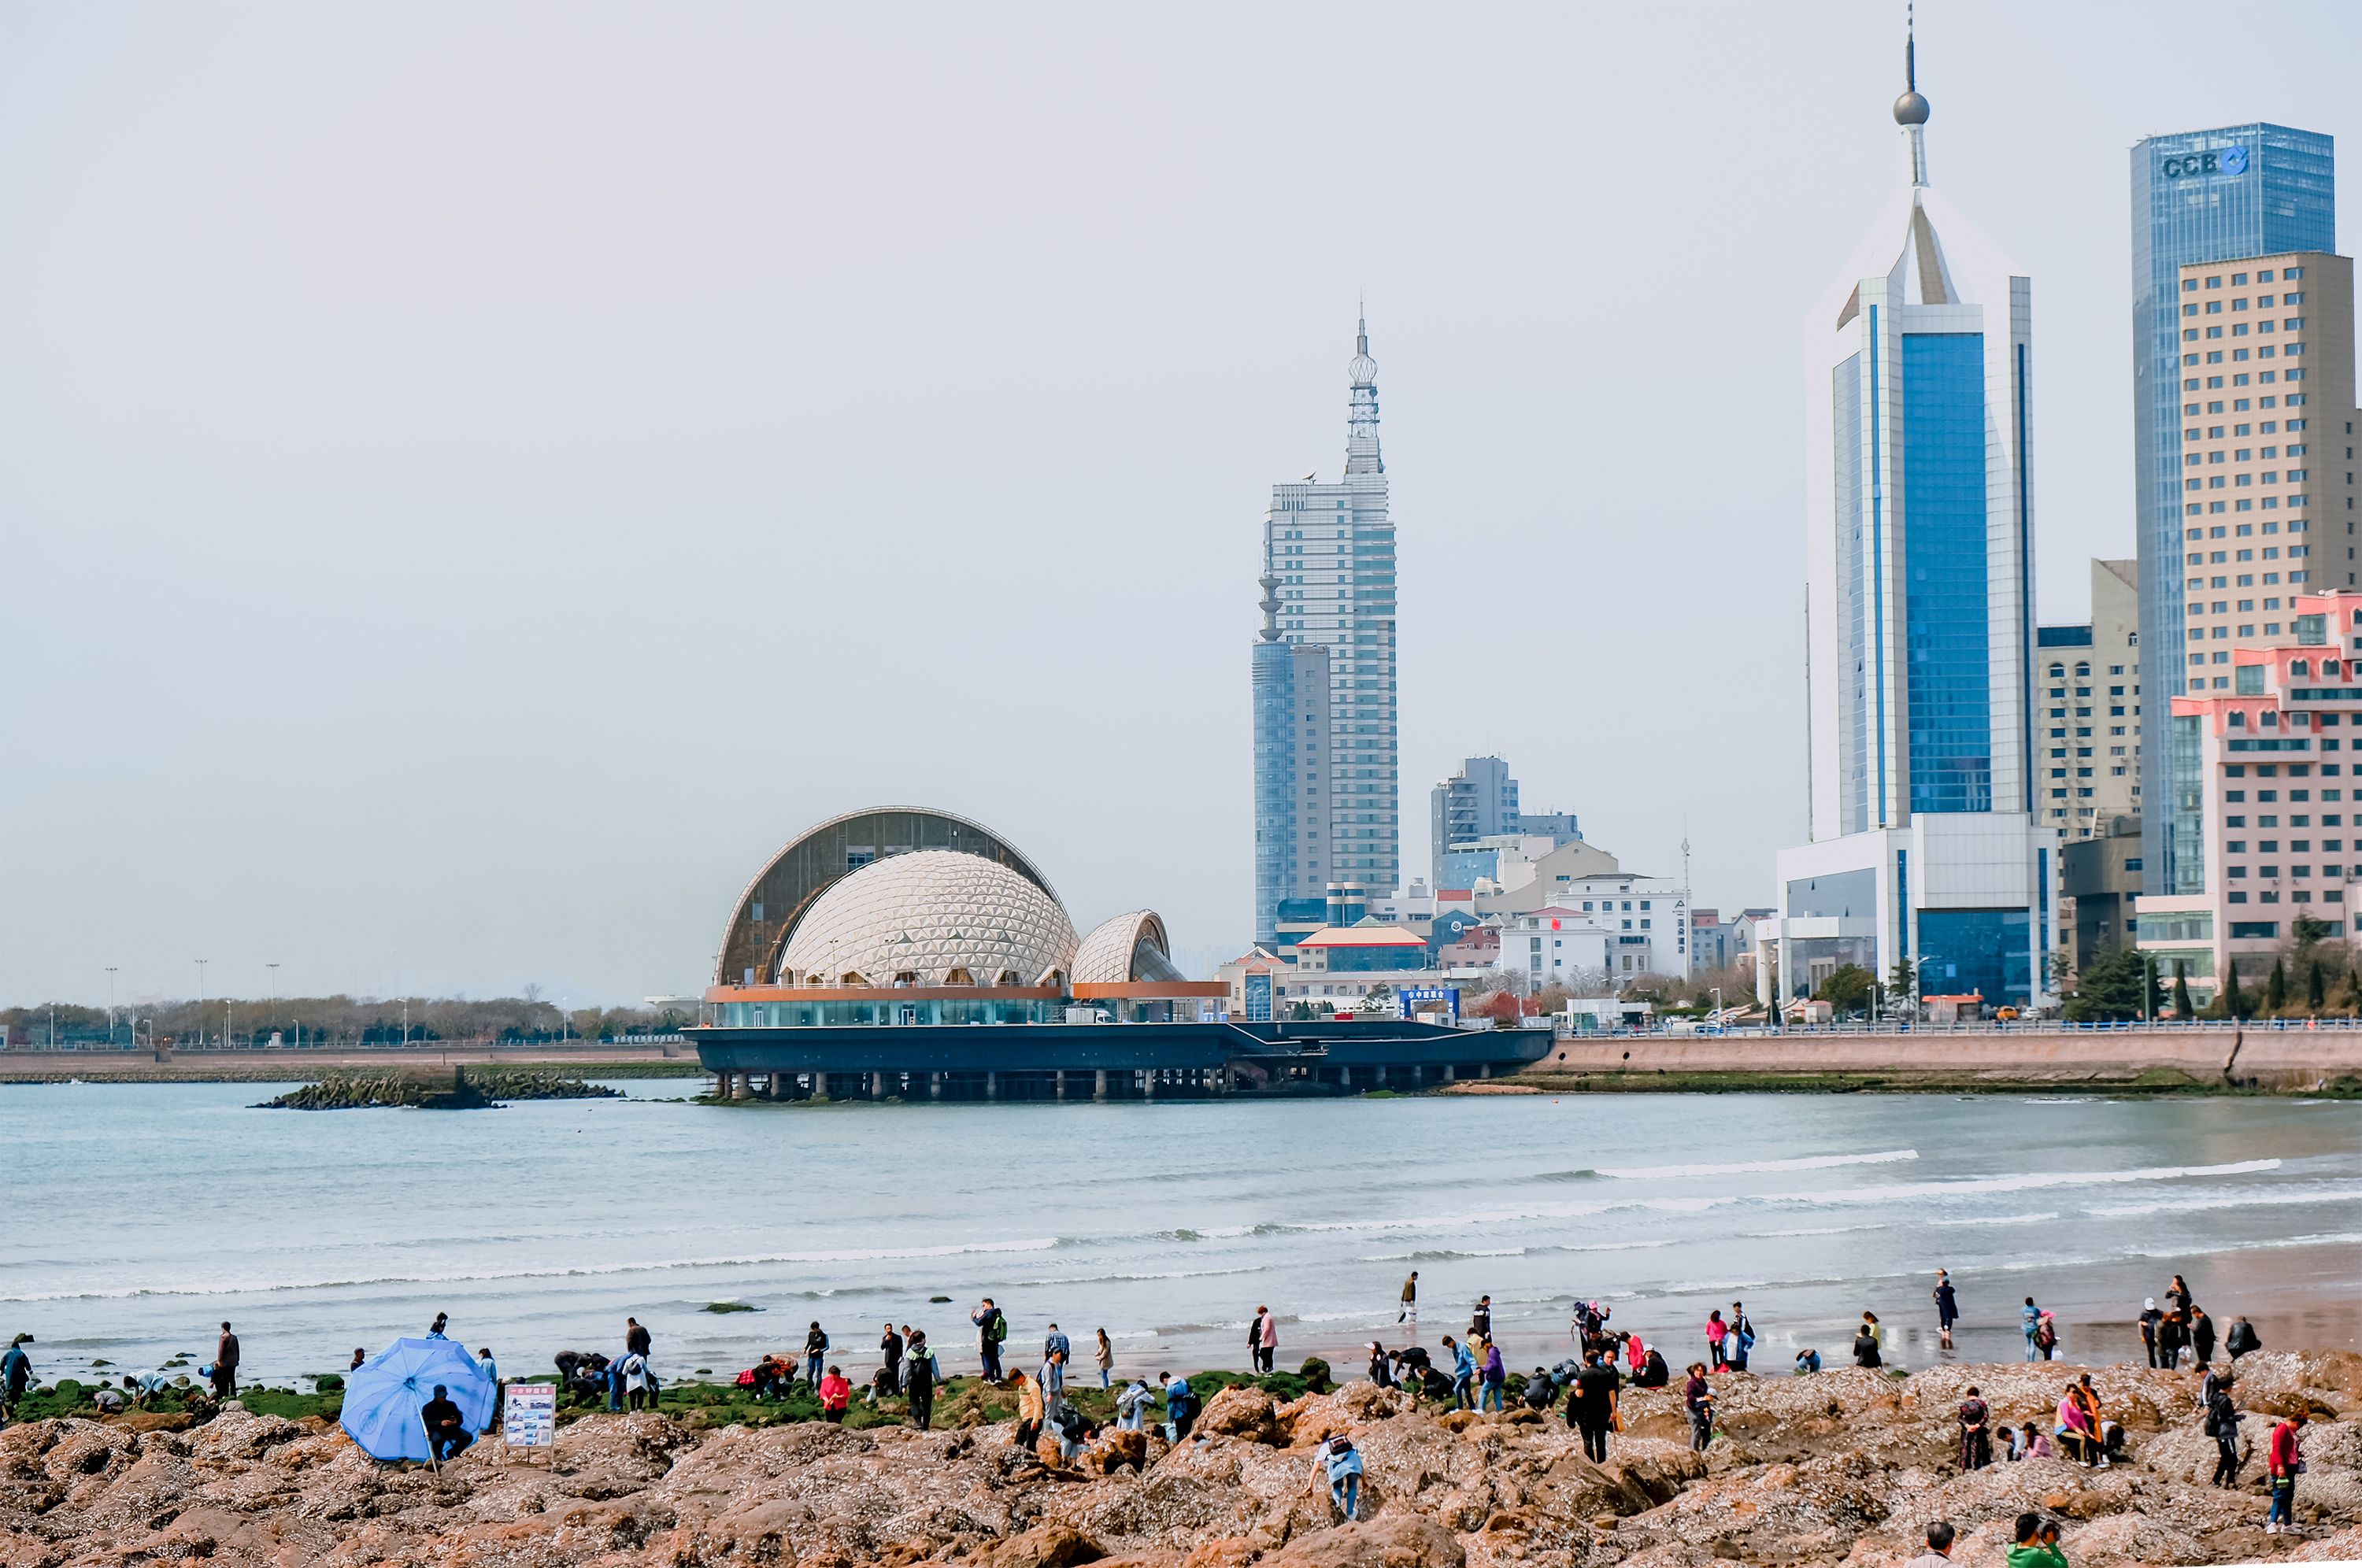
[2267,1409,2307,1534]
[817,1365,853,1424]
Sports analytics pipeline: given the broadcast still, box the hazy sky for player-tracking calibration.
[5,2,2358,1007]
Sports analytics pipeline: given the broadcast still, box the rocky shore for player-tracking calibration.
[6,1352,2360,1566]
[253,1068,623,1110]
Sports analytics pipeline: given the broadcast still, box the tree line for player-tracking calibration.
[0,994,695,1048]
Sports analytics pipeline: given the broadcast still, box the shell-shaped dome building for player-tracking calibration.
[778,850,1079,989]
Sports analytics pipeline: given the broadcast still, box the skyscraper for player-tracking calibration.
[1251,316,1401,945]
[1769,31,2057,1010]
[2131,124,2334,896]
[1429,756,1581,891]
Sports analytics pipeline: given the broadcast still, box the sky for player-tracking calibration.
[4,1,2359,1008]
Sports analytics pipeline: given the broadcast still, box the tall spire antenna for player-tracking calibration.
[1892,0,1931,182]
[1906,1,1916,94]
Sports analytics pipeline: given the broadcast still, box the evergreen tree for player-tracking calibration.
[2308,957,2327,1011]
[2142,953,2164,1020]
[2266,957,2289,1013]
[2219,962,2248,1020]
[2172,960,2194,1020]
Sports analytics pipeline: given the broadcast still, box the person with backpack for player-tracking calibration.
[2034,1310,2059,1361]
[1727,1303,1755,1372]
[972,1298,1007,1380]
[1311,1433,1364,1520]
[802,1322,829,1389]
[1115,1376,1156,1430]
[2204,1370,2242,1488]
[903,1331,938,1429]
[1159,1371,1197,1439]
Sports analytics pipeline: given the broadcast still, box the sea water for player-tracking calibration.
[3,1083,2356,1388]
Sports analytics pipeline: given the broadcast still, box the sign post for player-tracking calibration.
[502,1381,557,1465]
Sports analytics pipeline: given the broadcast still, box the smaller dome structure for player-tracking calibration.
[1072,910,1187,985]
[779,850,1078,988]
[1893,89,1930,126]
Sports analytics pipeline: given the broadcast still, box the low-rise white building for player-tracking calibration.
[1498,882,1691,985]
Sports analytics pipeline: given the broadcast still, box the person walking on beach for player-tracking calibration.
[972,1298,1007,1380]
[1933,1271,1958,1350]
[1683,1361,1714,1452]
[1253,1307,1278,1374]
[802,1322,829,1389]
[2204,1369,2242,1488]
[212,1322,240,1402]
[2266,1408,2306,1534]
[1705,1309,1727,1370]
[1094,1329,1113,1389]
[903,1331,937,1429]
[1399,1271,1418,1326]
[2138,1299,2164,1367]
[2190,1306,2217,1366]
[1044,1321,1071,1366]
[2227,1314,2261,1360]
[2020,1297,2041,1362]
[1568,1351,1620,1463]
[1957,1386,1992,1470]
[1471,1295,1493,1341]
[1727,1303,1754,1372]
[879,1322,904,1390]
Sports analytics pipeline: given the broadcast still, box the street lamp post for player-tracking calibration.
[194,959,209,1048]
[266,963,280,1045]
[106,967,118,1044]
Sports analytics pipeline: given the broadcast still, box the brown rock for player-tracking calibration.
[990,1522,1107,1568]
[1261,1512,1466,1568]
[1196,1385,1282,1444]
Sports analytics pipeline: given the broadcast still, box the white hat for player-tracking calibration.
[2145,1297,2157,1311]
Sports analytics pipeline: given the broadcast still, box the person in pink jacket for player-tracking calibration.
[1705,1311,1728,1370]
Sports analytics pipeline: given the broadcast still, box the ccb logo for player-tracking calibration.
[2162,146,2249,179]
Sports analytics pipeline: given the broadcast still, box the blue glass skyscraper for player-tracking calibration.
[2132,124,2334,895]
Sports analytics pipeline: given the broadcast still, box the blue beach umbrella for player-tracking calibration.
[339,1337,495,1462]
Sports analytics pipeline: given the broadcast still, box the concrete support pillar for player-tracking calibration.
[929,1072,942,1100]
[731,1072,748,1100]
[1053,1071,1068,1102]
[1442,1063,1457,1082]
[1093,1069,1109,1104]
[811,1072,831,1103]
[1142,1070,1158,1100]
[871,1071,887,1099]
[1374,1064,1387,1088]
[984,1071,998,1102]
[1479,1063,1492,1079]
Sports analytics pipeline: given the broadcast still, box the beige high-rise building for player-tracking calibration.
[2038,558,2144,842]
[2174,252,2357,701]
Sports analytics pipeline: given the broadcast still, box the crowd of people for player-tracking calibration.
[0,1267,2316,1540]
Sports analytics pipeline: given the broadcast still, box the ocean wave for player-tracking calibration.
[2089,1187,2362,1220]
[1594,1149,1920,1180]
[0,1236,1062,1306]
[1927,1211,2061,1227]
[1753,1157,2282,1207]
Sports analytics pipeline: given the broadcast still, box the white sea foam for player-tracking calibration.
[1594,1149,1919,1179]
[2086,1185,2362,1219]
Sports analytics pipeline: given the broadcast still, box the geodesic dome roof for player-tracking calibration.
[778,849,1079,987]
[1072,910,1185,985]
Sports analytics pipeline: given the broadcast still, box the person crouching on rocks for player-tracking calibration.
[422,1385,471,1463]
[1310,1433,1363,1522]
[1683,1361,1714,1452]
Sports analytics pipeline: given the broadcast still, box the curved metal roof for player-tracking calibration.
[779,851,1078,988]
[712,807,1061,986]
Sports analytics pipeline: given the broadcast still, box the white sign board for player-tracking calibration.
[502,1382,557,1449]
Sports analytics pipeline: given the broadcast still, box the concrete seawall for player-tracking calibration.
[1521,1027,2362,1089]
